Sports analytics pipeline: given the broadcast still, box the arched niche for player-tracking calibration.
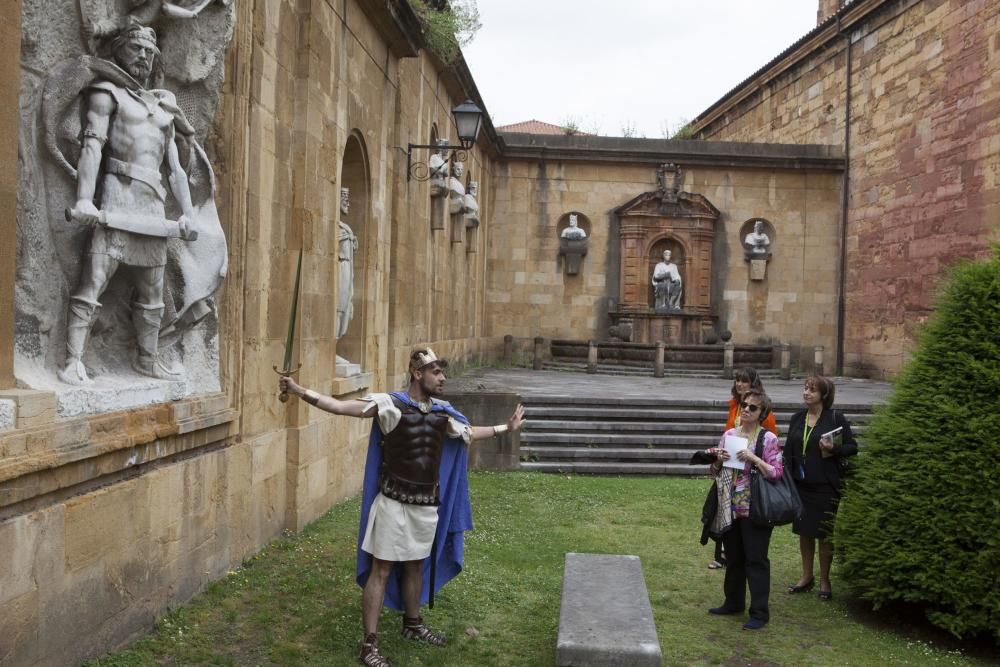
[336,131,370,374]
[646,236,688,309]
[556,211,591,275]
[556,211,592,239]
[429,124,447,231]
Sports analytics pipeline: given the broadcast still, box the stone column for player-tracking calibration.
[723,342,734,379]
[503,334,513,364]
[814,346,825,376]
[0,2,21,389]
[533,337,545,371]
[780,343,791,381]
[586,341,598,374]
[654,341,665,378]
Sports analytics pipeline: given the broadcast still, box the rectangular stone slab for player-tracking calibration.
[556,553,662,666]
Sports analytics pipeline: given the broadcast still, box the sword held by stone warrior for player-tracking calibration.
[65,207,199,241]
[273,248,303,402]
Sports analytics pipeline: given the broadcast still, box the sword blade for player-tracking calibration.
[282,248,303,372]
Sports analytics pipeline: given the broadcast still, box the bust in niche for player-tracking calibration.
[464,181,480,227]
[560,214,587,240]
[448,161,466,215]
[743,220,772,260]
[428,139,450,198]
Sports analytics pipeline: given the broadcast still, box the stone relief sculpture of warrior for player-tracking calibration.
[16,0,234,397]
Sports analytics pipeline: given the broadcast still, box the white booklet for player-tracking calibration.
[722,435,750,470]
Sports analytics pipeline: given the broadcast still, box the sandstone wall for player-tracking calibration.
[1,1,501,663]
[488,155,842,369]
[695,0,1000,376]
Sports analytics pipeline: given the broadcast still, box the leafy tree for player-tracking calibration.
[835,247,1000,640]
[410,0,481,64]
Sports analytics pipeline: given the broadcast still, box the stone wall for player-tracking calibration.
[2,1,503,663]
[488,137,844,370]
[693,0,1000,376]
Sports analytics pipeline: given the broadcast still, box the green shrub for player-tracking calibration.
[409,0,481,64]
[835,247,1000,640]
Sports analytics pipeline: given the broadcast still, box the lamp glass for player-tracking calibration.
[452,100,483,145]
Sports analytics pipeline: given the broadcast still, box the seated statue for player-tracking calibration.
[743,220,772,260]
[651,249,683,312]
[560,214,587,240]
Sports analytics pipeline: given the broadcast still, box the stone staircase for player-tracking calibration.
[541,360,785,379]
[518,396,872,476]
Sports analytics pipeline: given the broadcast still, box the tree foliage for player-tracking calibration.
[835,247,1000,641]
[410,0,481,64]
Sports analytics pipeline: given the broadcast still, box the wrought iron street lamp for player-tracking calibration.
[407,99,484,181]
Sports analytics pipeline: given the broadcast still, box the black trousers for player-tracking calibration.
[721,517,774,622]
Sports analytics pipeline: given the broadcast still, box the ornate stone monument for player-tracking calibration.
[609,164,720,344]
[16,0,235,415]
[559,213,588,275]
[336,187,361,377]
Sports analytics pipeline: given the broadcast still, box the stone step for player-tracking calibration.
[521,460,708,476]
[522,446,702,462]
[524,420,728,433]
[519,395,876,412]
[520,432,721,446]
[557,553,662,666]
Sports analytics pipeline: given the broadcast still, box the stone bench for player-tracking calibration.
[556,553,662,666]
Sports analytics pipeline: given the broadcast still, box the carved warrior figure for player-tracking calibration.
[337,187,359,340]
[743,220,772,259]
[83,0,233,44]
[58,23,206,385]
[652,249,683,312]
[561,213,587,239]
[427,139,450,198]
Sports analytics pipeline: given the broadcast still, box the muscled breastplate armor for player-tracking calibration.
[380,398,449,505]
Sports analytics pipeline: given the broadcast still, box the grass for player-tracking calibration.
[89,473,990,666]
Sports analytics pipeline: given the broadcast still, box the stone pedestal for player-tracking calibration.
[609,311,715,345]
[336,355,361,377]
[750,259,768,281]
[559,237,588,275]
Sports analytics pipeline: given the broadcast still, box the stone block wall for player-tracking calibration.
[2,0,503,663]
[488,154,843,369]
[694,0,1000,376]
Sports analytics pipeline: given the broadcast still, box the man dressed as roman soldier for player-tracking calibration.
[279,348,524,666]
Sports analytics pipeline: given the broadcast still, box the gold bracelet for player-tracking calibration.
[493,424,508,436]
[303,389,321,406]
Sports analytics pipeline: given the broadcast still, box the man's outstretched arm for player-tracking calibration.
[469,404,525,441]
[278,375,371,418]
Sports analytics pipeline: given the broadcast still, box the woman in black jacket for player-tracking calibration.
[783,375,858,601]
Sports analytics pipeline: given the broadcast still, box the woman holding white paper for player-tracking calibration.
[706,390,784,630]
[784,375,858,601]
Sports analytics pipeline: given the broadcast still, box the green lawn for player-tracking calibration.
[91,472,986,666]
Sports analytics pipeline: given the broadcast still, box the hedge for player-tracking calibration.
[835,248,1000,640]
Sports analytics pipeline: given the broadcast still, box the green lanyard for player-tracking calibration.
[802,415,818,456]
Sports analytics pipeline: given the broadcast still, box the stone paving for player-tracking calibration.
[447,367,893,407]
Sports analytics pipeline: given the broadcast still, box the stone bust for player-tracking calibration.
[651,249,683,312]
[464,180,480,227]
[561,214,587,240]
[743,220,772,260]
[428,139,450,198]
[448,161,466,216]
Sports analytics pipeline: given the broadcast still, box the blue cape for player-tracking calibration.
[355,391,473,610]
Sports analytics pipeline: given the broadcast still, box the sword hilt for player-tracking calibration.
[273,364,302,403]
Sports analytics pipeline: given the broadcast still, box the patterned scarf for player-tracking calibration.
[711,467,735,535]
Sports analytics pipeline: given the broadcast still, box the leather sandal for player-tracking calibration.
[818,589,833,601]
[401,616,447,646]
[787,578,815,593]
[359,634,392,667]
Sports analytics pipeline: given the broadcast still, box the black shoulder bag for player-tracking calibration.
[749,430,803,527]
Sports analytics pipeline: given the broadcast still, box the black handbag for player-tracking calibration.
[749,430,802,527]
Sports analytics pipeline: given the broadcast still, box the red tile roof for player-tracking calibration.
[496,119,594,136]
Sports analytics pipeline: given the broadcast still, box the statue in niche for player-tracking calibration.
[337,187,359,340]
[464,180,480,227]
[54,22,221,385]
[448,161,466,216]
[743,220,772,260]
[652,249,683,312]
[560,213,587,239]
[428,139,450,198]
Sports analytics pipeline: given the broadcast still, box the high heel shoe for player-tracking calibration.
[787,578,815,594]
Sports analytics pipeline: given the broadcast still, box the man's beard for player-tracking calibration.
[122,59,152,85]
[420,378,444,397]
